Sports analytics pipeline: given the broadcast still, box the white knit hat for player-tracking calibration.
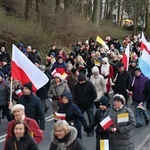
[11,104,25,114]
[102,57,108,63]
[91,66,99,73]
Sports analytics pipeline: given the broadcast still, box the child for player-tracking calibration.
[85,96,110,150]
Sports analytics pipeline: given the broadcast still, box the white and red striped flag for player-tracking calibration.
[141,32,150,53]
[100,116,114,130]
[121,44,130,71]
[11,44,49,92]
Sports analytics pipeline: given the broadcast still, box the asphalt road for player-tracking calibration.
[0,96,150,150]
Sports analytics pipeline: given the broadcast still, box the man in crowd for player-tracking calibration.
[17,82,45,130]
[74,74,97,137]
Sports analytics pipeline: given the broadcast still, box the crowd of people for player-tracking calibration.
[0,34,150,150]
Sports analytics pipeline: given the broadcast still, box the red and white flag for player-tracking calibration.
[54,112,66,120]
[100,116,114,130]
[141,32,150,53]
[121,44,130,71]
[11,44,49,91]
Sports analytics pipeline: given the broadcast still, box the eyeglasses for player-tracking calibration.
[54,130,64,133]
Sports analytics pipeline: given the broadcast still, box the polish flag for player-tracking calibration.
[141,32,150,53]
[121,44,130,71]
[11,44,49,91]
[54,112,66,120]
[100,116,114,130]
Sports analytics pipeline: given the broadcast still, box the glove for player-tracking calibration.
[104,75,108,79]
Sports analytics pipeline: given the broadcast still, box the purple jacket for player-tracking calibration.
[129,74,149,102]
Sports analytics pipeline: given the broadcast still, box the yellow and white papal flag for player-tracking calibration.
[117,113,129,123]
[100,139,109,150]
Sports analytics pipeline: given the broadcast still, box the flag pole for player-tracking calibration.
[9,77,13,109]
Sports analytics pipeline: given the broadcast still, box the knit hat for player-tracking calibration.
[134,67,141,72]
[116,62,124,68]
[71,67,78,74]
[23,82,33,92]
[113,94,125,104]
[91,66,99,73]
[0,71,4,78]
[102,57,108,63]
[78,74,86,82]
[11,104,25,114]
[99,96,109,107]
[54,73,63,80]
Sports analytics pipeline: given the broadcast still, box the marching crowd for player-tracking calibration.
[0,34,150,150]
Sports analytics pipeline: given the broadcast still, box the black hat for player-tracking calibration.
[71,67,78,75]
[134,67,141,72]
[99,96,109,107]
[78,74,86,82]
[0,71,4,78]
[113,94,125,104]
[116,62,124,68]
[23,82,33,92]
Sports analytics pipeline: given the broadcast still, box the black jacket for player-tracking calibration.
[74,80,97,110]
[5,132,39,150]
[18,93,45,130]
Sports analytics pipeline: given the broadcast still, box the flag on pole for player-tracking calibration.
[121,44,130,71]
[117,113,129,123]
[100,139,109,150]
[96,36,109,50]
[54,112,66,120]
[11,44,49,91]
[139,49,150,78]
[100,116,114,130]
[141,32,150,53]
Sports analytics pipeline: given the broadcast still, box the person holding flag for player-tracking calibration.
[102,94,136,150]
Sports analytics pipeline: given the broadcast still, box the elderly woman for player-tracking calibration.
[5,120,39,150]
[103,94,136,150]
[49,120,86,150]
[90,66,106,108]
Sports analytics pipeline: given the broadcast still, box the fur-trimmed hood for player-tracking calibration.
[51,126,77,148]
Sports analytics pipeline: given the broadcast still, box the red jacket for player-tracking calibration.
[4,116,43,149]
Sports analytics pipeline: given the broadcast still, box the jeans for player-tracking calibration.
[133,101,149,125]
[80,106,94,132]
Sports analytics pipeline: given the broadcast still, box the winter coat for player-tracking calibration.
[114,69,130,100]
[142,80,150,110]
[58,92,87,132]
[48,79,70,99]
[129,74,149,102]
[5,132,39,150]
[90,74,106,100]
[88,109,108,138]
[17,94,45,130]
[49,126,86,150]
[0,80,10,106]
[66,73,78,101]
[74,80,97,110]
[103,105,136,150]
[28,51,42,64]
[51,61,66,74]
[5,116,43,147]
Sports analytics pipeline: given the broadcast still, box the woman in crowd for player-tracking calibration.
[5,120,39,150]
[49,120,86,150]
[90,66,106,108]
[58,92,88,139]
[103,94,136,150]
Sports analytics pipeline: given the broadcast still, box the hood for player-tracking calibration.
[61,92,72,102]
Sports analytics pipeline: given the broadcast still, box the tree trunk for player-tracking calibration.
[92,0,100,27]
[25,0,32,20]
